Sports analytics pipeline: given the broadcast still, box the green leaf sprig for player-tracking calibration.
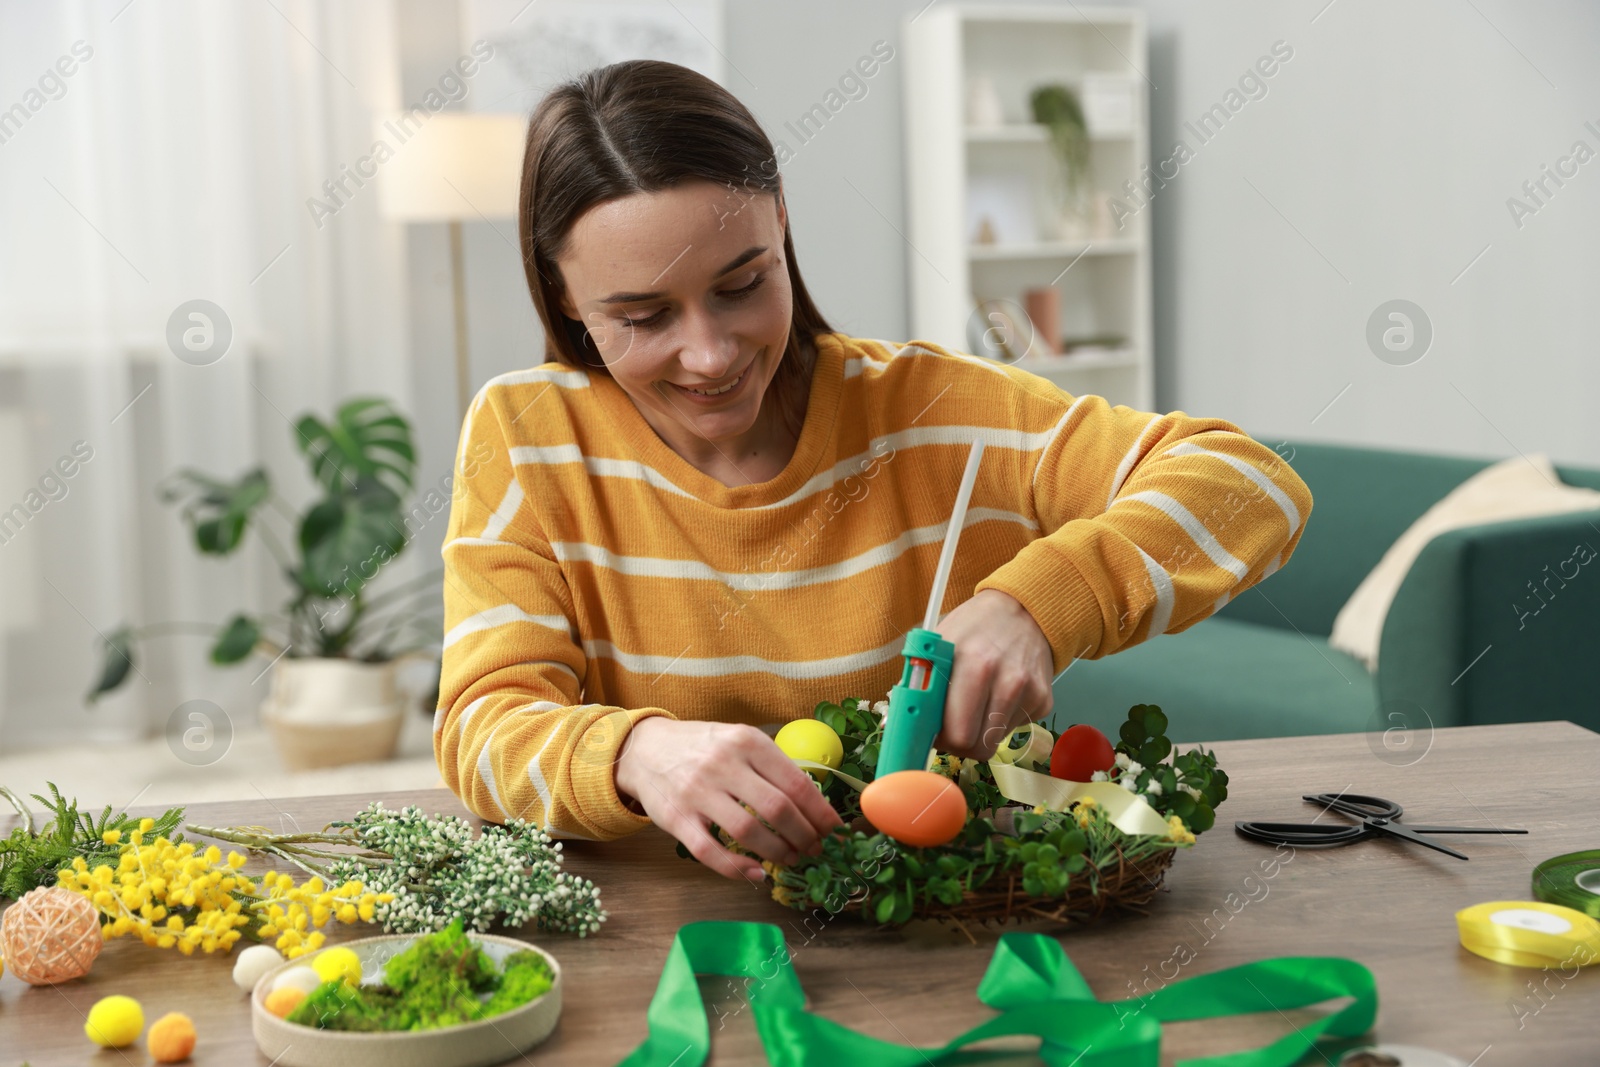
[0,783,184,900]
[1111,705,1228,833]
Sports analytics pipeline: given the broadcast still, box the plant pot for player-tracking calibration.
[261,658,406,771]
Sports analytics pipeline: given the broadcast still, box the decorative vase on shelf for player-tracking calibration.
[261,657,407,771]
[1054,207,1092,244]
[1090,193,1120,240]
[965,75,1005,128]
[1023,287,1062,357]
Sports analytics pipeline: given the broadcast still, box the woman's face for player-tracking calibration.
[556,179,794,452]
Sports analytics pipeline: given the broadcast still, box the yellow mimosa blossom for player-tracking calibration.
[57,833,392,960]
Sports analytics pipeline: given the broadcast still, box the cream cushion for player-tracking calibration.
[1329,454,1600,670]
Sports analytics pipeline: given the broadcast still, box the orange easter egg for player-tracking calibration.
[860,770,967,848]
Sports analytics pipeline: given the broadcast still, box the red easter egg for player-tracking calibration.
[1049,724,1116,783]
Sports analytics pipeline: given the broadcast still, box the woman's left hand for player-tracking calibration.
[932,589,1056,760]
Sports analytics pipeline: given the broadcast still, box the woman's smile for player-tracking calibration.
[664,359,755,403]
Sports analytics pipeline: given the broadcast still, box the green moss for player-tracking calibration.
[287,919,555,1032]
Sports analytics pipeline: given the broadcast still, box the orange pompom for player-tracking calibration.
[148,1011,197,1063]
[264,986,306,1019]
[0,886,102,985]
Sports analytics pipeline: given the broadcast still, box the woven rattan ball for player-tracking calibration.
[0,886,103,985]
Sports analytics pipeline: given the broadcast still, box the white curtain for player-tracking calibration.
[0,0,423,751]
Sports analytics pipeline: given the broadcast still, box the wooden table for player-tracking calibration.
[3,721,1598,1066]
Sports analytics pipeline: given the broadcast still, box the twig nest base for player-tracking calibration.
[0,885,103,985]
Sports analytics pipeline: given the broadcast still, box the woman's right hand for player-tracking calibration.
[614,717,844,882]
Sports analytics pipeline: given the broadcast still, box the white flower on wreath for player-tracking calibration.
[1125,759,1144,777]
[1145,780,1163,797]
[1118,775,1139,791]
[1090,770,1109,783]
[871,700,890,718]
[1113,752,1131,770]
[1180,784,1203,801]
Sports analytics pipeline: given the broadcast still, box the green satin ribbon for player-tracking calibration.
[616,921,1377,1067]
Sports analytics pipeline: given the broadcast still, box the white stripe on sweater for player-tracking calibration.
[444,605,572,649]
[525,716,566,825]
[1136,547,1176,636]
[548,508,1035,589]
[508,446,697,498]
[485,365,592,390]
[476,718,509,819]
[1163,441,1302,533]
[1105,415,1164,510]
[455,385,489,479]
[510,427,1063,511]
[584,632,906,680]
[480,478,525,541]
[1032,396,1089,492]
[1114,491,1250,579]
[757,426,1061,512]
[856,338,1017,383]
[455,694,489,739]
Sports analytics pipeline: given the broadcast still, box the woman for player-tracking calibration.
[435,60,1311,883]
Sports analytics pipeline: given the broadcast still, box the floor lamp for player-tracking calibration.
[377,113,526,420]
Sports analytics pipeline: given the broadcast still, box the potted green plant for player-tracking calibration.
[89,398,443,769]
[1030,84,1092,239]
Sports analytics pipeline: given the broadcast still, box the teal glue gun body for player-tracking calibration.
[876,627,955,776]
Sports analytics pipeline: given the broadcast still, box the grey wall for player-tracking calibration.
[403,0,1600,483]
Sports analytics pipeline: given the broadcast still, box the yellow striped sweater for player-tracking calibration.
[435,332,1312,840]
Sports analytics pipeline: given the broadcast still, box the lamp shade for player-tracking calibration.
[376,112,525,221]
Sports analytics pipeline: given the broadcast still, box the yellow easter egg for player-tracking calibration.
[861,770,968,848]
[312,945,362,986]
[85,994,144,1048]
[775,719,844,780]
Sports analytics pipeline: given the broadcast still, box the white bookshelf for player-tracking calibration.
[903,4,1154,408]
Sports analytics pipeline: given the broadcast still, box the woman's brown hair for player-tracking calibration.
[519,59,833,439]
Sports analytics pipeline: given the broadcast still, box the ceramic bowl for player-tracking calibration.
[251,933,561,1067]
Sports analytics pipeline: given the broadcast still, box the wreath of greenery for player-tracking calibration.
[678,702,1228,935]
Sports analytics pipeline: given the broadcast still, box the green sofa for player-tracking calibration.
[1049,441,1600,742]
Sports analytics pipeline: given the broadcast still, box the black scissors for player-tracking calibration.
[1234,793,1527,861]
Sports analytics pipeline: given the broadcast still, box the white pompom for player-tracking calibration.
[232,943,285,992]
[271,965,324,996]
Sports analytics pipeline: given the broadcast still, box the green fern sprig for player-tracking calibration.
[0,783,184,900]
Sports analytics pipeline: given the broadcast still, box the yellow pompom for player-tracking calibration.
[85,994,143,1048]
[311,945,361,986]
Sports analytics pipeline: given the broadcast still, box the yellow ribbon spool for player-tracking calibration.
[1455,900,1600,969]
